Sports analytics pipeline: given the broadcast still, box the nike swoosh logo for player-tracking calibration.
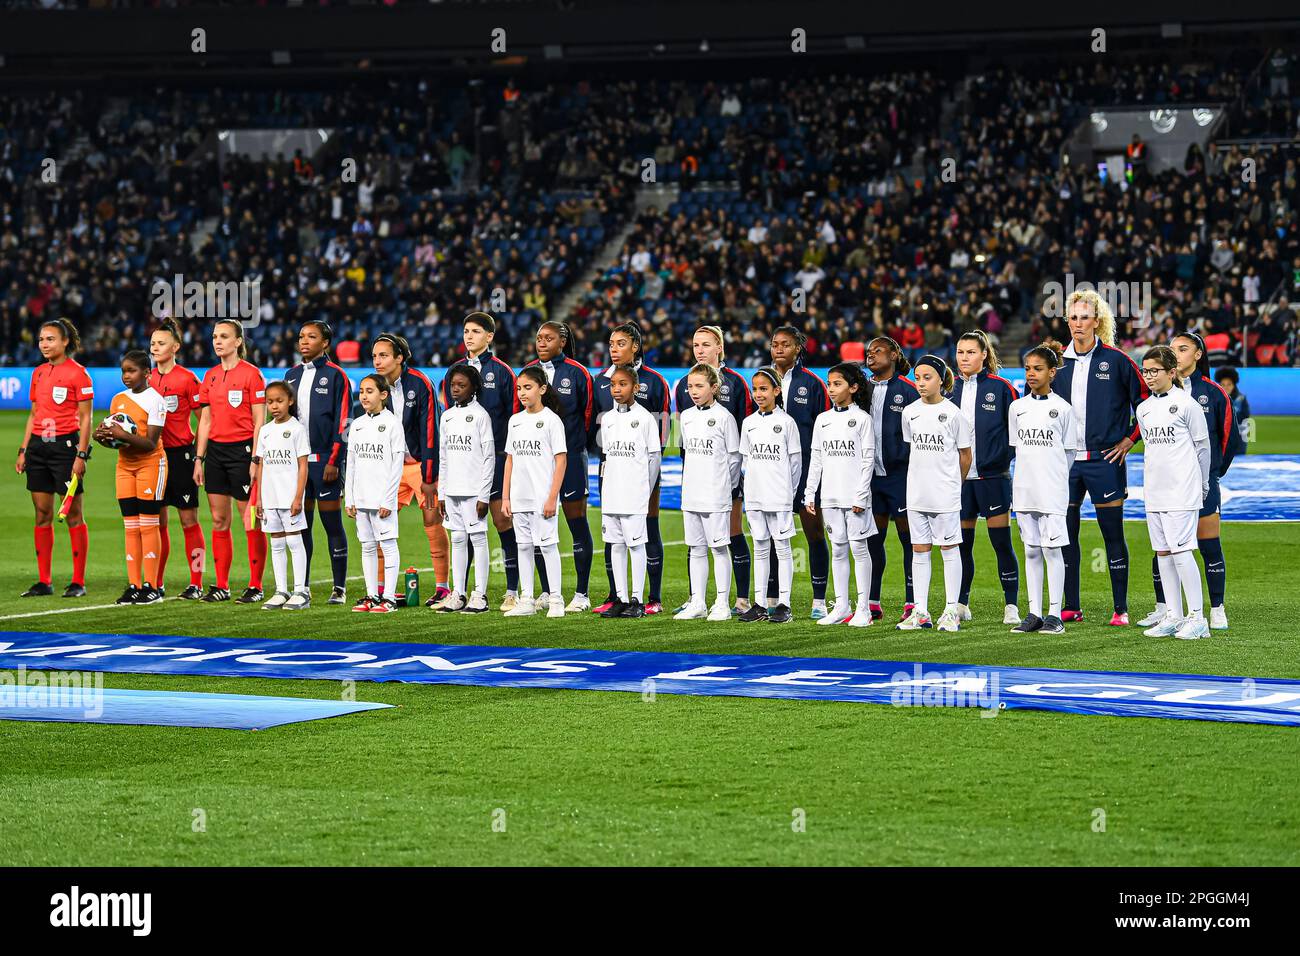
[988,505,1002,512]
[1102,491,1116,499]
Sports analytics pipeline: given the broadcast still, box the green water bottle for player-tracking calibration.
[403,567,420,609]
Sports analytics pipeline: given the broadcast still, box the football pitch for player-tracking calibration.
[1,411,1298,866]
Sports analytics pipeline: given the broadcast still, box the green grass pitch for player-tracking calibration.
[1,411,1298,866]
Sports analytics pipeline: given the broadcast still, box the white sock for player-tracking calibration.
[470,530,488,597]
[1025,544,1044,618]
[362,540,379,598]
[379,539,398,597]
[1156,553,1183,618]
[752,537,770,605]
[630,543,646,602]
[286,533,307,591]
[830,538,850,608]
[940,546,960,613]
[850,538,872,609]
[517,540,535,601]
[775,537,792,607]
[611,541,629,602]
[911,550,931,615]
[451,529,469,595]
[270,535,289,593]
[542,544,562,604]
[689,546,707,605]
[1044,546,1064,618]
[710,545,731,606]
[1173,550,1204,617]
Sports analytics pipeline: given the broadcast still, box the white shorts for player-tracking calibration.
[1016,511,1069,549]
[907,509,962,547]
[822,506,877,544]
[1148,510,1198,553]
[355,508,399,543]
[601,513,648,546]
[514,510,560,547]
[261,507,308,534]
[684,510,731,548]
[444,495,487,534]
[745,509,797,542]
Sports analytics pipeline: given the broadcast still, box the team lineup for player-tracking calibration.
[14,288,1242,638]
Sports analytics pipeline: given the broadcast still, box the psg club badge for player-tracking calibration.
[378,424,386,432]
[465,415,473,422]
[1049,409,1059,418]
[938,413,948,422]
[631,421,640,428]
[282,430,291,438]
[1098,361,1110,372]
[707,418,717,427]
[848,419,856,427]
[798,386,808,397]
[485,371,495,382]
[319,377,327,386]
[774,424,783,433]
[985,392,995,402]
[536,421,545,428]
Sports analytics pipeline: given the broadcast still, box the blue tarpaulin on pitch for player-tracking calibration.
[0,684,392,730]
[2,631,1298,726]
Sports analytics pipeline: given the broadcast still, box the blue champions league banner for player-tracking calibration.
[2,631,1299,726]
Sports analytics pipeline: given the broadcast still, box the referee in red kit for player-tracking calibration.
[194,319,267,603]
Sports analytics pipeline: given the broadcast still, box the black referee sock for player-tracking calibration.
[958,527,976,605]
[1096,506,1129,613]
[730,533,750,601]
[1198,536,1226,608]
[808,533,828,603]
[1151,553,1164,604]
[1063,504,1082,610]
[646,516,664,602]
[319,507,349,589]
[989,525,1019,604]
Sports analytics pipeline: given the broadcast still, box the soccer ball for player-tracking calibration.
[102,412,138,447]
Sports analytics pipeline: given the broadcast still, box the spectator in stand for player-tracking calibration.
[1215,367,1252,447]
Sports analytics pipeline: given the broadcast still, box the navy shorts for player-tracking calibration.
[561,448,589,503]
[490,452,507,503]
[305,459,344,502]
[1199,475,1220,518]
[961,476,1012,520]
[871,470,908,516]
[1068,457,1127,506]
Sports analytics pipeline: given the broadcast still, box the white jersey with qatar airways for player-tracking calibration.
[1007,392,1078,516]
[345,409,405,511]
[255,416,311,509]
[739,408,801,511]
[506,407,568,512]
[600,402,661,515]
[679,402,741,513]
[1138,388,1210,512]
[902,398,973,513]
[439,399,495,502]
[805,405,875,510]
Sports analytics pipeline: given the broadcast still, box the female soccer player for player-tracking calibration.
[346,374,406,614]
[596,364,661,619]
[804,362,877,628]
[864,335,920,621]
[502,366,568,618]
[737,367,801,624]
[193,319,267,603]
[1007,341,1078,634]
[674,325,754,613]
[676,364,742,622]
[897,356,972,632]
[1136,346,1211,640]
[441,312,521,610]
[16,318,92,598]
[592,323,672,615]
[1050,290,1148,625]
[253,381,312,610]
[95,350,167,605]
[951,330,1021,625]
[438,364,496,613]
[1137,331,1244,631]
[148,317,205,599]
[767,326,831,618]
[285,320,352,605]
[524,321,594,611]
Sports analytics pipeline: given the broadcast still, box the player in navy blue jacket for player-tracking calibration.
[284,320,352,603]
[951,330,1021,625]
[525,321,596,610]
[370,332,448,603]
[864,335,921,620]
[440,312,523,609]
[674,325,755,613]
[1050,291,1149,625]
[592,322,672,615]
[1137,330,1246,631]
[767,326,832,618]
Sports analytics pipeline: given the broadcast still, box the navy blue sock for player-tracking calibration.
[1151,554,1164,604]
[897,523,914,603]
[567,514,593,595]
[1096,506,1129,613]
[318,507,348,589]
[1064,505,1082,611]
[730,532,750,601]
[499,527,519,592]
[646,516,663,602]
[766,540,779,603]
[868,524,886,602]
[808,532,828,602]
[603,543,616,602]
[1198,536,1226,608]
[302,506,316,584]
[958,526,976,605]
[989,525,1019,604]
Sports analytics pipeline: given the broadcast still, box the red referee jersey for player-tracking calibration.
[198,360,266,444]
[30,358,93,434]
[149,364,202,448]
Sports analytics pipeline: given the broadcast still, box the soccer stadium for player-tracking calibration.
[1,0,1298,894]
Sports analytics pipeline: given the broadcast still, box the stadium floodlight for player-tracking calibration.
[845,36,865,50]
[272,50,291,66]
[544,45,563,60]
[699,39,709,53]
[1161,22,1183,38]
